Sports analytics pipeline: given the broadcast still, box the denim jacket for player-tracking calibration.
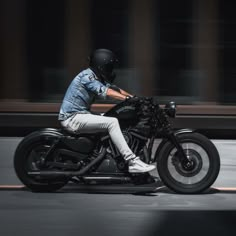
[58,68,110,121]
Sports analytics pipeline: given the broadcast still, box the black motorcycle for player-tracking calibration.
[14,97,220,194]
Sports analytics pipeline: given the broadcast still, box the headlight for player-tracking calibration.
[165,101,176,117]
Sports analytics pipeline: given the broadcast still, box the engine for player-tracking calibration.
[122,129,148,156]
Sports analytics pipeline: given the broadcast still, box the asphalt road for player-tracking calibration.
[0,137,236,236]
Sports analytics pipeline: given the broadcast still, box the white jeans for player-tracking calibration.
[61,114,136,161]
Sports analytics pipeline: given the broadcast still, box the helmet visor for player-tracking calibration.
[103,63,114,75]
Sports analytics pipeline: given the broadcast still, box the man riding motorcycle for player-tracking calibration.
[58,48,155,173]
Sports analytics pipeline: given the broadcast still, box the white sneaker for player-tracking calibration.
[128,157,156,173]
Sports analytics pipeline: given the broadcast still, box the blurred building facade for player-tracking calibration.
[0,0,235,109]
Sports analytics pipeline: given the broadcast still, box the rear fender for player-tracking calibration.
[153,129,195,162]
[18,128,63,146]
[36,128,64,137]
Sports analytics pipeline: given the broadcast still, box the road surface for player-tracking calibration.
[0,137,236,236]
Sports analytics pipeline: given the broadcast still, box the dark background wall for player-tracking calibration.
[0,0,236,107]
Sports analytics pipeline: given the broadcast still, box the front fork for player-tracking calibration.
[168,132,194,170]
[154,107,194,168]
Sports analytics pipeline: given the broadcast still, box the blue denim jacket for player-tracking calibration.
[58,68,110,121]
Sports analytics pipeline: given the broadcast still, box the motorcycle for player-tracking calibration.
[14,97,220,194]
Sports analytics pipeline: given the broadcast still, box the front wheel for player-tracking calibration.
[156,133,220,194]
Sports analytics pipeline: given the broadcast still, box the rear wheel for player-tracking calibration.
[156,133,220,194]
[14,133,68,192]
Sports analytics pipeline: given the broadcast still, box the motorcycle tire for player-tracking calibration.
[14,132,68,192]
[156,132,220,194]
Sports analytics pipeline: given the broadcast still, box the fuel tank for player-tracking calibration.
[104,101,139,128]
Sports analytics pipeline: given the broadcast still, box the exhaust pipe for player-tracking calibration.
[28,148,106,178]
[82,176,131,184]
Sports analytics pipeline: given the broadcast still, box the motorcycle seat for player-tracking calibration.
[60,126,107,137]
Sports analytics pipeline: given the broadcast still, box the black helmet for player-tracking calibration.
[89,49,118,83]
